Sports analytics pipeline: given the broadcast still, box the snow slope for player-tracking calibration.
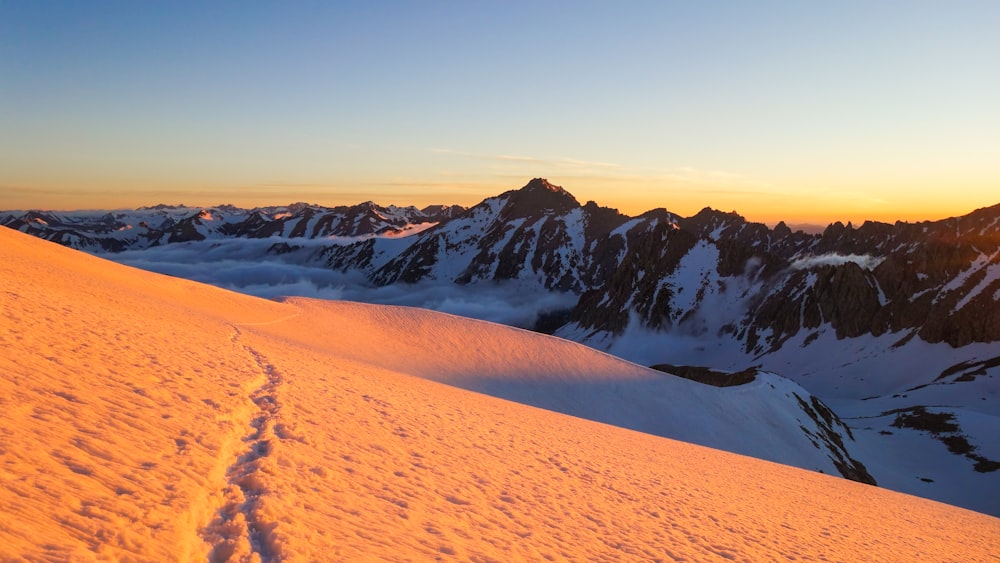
[1,227,997,561]
[249,299,871,480]
[590,319,1000,515]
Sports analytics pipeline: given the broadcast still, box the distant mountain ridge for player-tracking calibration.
[1,201,465,252]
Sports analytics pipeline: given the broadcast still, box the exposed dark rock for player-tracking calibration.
[323,239,377,273]
[167,213,207,243]
[649,364,758,387]
[375,237,441,285]
[499,178,580,219]
[935,355,1000,382]
[421,204,467,222]
[533,309,574,335]
[793,393,877,485]
[888,406,999,473]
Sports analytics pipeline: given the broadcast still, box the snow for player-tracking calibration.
[869,274,888,306]
[833,405,1000,516]
[481,218,527,279]
[981,215,1000,235]
[561,206,586,251]
[753,329,1000,405]
[1,227,998,560]
[953,257,1000,312]
[935,250,999,306]
[665,240,721,317]
[246,299,859,477]
[595,317,1000,515]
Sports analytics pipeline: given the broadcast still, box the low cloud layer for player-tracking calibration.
[789,253,884,271]
[112,240,577,329]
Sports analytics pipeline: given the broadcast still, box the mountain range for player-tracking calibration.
[6,178,999,348]
[4,178,998,516]
[2,224,998,560]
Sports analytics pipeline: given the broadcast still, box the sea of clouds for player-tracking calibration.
[112,239,578,329]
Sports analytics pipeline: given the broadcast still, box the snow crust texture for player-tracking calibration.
[1,227,998,561]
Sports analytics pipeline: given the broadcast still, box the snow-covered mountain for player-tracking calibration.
[4,177,999,515]
[3,224,997,560]
[1,200,461,252]
[325,179,680,293]
[11,178,996,352]
[566,198,1000,349]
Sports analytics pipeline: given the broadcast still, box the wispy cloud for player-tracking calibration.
[428,148,777,196]
[428,149,622,172]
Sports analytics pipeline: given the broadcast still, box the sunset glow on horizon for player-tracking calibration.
[2,2,997,226]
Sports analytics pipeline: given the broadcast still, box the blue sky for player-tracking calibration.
[2,1,998,224]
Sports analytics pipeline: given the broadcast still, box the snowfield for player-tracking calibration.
[1,227,997,561]
[250,299,871,480]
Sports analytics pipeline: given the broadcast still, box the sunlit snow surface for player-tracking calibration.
[1,228,997,561]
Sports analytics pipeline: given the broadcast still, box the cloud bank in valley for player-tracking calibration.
[112,239,578,329]
[789,253,884,271]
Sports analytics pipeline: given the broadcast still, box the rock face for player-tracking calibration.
[744,208,1000,351]
[562,201,1000,353]
[5,179,1000,351]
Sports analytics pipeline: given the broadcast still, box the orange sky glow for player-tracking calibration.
[3,173,995,228]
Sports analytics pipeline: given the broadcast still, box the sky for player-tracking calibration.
[1,1,998,225]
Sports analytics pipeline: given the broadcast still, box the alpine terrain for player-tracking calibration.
[4,178,999,516]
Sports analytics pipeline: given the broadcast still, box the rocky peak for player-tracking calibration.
[286,202,315,214]
[421,204,466,222]
[213,204,243,215]
[678,207,747,239]
[582,201,631,240]
[773,221,792,238]
[500,178,580,219]
[525,177,567,193]
[138,203,187,211]
[638,208,681,223]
